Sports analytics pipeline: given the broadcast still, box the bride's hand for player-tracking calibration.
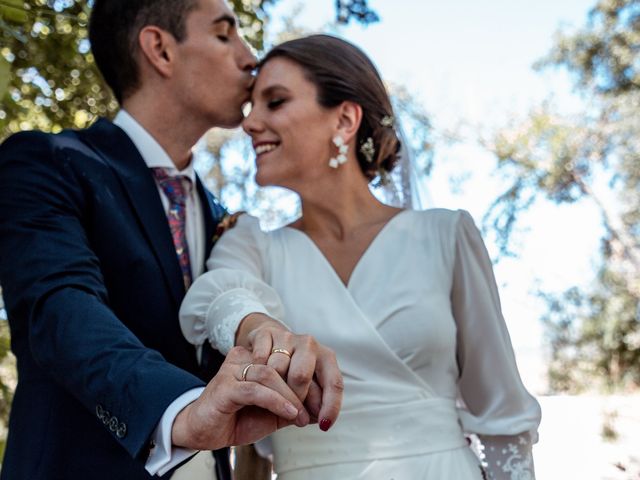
[236,313,343,431]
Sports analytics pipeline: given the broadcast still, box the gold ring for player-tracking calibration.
[271,348,292,358]
[241,363,254,382]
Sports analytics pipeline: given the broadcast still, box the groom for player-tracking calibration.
[0,0,342,479]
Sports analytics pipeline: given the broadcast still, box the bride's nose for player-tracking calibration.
[242,107,264,135]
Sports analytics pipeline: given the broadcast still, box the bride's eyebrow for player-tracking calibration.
[260,85,290,98]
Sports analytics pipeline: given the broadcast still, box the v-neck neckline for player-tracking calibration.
[283,209,410,289]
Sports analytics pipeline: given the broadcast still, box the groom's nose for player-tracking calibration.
[237,38,257,73]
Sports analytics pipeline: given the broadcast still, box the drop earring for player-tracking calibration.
[329,135,349,168]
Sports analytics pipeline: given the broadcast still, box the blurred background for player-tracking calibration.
[1,0,639,477]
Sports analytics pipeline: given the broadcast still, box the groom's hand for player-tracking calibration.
[171,346,310,450]
[237,313,344,432]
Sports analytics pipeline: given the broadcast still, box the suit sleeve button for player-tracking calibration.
[109,417,119,431]
[116,423,127,439]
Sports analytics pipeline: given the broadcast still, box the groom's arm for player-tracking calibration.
[0,132,306,472]
[0,131,206,463]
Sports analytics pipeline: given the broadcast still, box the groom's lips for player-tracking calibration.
[241,87,252,104]
[240,77,254,104]
[243,76,255,98]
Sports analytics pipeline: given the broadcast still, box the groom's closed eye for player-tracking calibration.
[212,14,235,43]
[214,24,230,42]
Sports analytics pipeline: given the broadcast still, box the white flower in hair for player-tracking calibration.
[360,137,375,163]
[380,115,394,128]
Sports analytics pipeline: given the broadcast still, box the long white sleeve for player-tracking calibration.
[451,210,541,480]
[180,215,286,354]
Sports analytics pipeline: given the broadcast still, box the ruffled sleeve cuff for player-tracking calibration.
[180,268,286,355]
[205,287,273,354]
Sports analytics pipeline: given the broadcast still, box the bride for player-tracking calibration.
[180,34,541,479]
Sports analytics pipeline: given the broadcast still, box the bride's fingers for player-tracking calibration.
[267,345,293,378]
[249,329,273,364]
[314,348,343,432]
[304,379,322,421]
[286,348,315,403]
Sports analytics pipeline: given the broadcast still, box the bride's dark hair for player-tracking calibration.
[260,34,401,181]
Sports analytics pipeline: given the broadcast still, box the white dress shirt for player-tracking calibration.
[114,110,205,278]
[113,110,207,476]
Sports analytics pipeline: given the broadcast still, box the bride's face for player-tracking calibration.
[242,57,339,189]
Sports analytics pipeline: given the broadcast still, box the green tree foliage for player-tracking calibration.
[486,0,640,392]
[0,0,112,135]
[544,0,640,95]
[0,0,278,137]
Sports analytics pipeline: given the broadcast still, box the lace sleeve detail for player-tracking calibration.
[205,286,283,354]
[479,433,536,480]
[180,269,286,355]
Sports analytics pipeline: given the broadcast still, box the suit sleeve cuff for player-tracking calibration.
[145,387,205,476]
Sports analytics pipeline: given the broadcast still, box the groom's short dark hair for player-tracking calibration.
[89,0,199,103]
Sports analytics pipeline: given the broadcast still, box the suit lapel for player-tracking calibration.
[195,176,227,264]
[80,118,185,306]
[193,176,228,377]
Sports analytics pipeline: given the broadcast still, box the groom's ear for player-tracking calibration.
[137,26,176,79]
[335,101,362,144]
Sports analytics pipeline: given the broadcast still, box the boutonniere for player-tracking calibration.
[212,211,245,244]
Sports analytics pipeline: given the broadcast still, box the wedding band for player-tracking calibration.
[271,348,292,358]
[241,363,254,382]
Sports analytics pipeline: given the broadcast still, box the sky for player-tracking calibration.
[264,0,602,394]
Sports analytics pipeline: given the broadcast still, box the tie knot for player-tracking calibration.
[152,167,191,206]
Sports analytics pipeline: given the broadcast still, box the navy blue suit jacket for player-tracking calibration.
[0,119,231,479]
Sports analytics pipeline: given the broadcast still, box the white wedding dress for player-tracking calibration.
[180,208,541,480]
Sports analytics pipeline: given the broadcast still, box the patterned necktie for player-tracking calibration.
[152,168,192,289]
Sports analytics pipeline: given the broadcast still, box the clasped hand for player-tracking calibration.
[172,313,343,450]
[237,313,344,431]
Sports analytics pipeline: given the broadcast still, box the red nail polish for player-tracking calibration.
[319,418,332,431]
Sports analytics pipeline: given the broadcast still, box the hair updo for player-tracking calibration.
[259,34,401,181]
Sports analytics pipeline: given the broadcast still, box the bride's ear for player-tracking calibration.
[335,101,362,143]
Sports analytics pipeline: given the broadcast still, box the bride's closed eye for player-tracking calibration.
[267,98,286,110]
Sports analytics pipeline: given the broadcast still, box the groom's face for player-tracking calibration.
[170,0,256,128]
